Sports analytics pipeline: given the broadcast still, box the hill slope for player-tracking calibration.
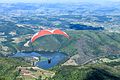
[0,58,31,80]
[50,57,120,80]
[60,30,120,64]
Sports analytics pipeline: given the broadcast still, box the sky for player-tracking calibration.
[0,0,120,3]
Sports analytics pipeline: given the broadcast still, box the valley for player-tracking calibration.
[0,2,120,80]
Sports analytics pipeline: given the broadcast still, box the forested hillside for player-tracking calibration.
[0,58,30,80]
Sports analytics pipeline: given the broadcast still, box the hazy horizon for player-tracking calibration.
[0,0,120,4]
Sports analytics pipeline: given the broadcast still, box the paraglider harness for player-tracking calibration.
[48,58,51,64]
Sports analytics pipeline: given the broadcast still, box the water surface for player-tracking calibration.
[12,52,67,69]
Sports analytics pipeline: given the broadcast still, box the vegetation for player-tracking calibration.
[0,3,120,80]
[0,58,30,80]
[1,30,120,65]
[59,30,120,64]
[50,59,120,80]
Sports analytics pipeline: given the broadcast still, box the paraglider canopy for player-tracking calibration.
[31,29,69,43]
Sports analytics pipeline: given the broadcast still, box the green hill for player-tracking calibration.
[50,57,120,80]
[0,58,31,80]
[1,30,120,63]
[1,30,120,80]
[60,30,120,64]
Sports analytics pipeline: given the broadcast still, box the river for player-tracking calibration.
[12,52,68,69]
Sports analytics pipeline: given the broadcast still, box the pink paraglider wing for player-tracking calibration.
[31,29,69,42]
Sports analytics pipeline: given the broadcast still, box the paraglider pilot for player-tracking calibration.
[48,58,51,64]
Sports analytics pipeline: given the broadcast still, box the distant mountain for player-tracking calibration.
[0,2,120,14]
[60,30,120,64]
